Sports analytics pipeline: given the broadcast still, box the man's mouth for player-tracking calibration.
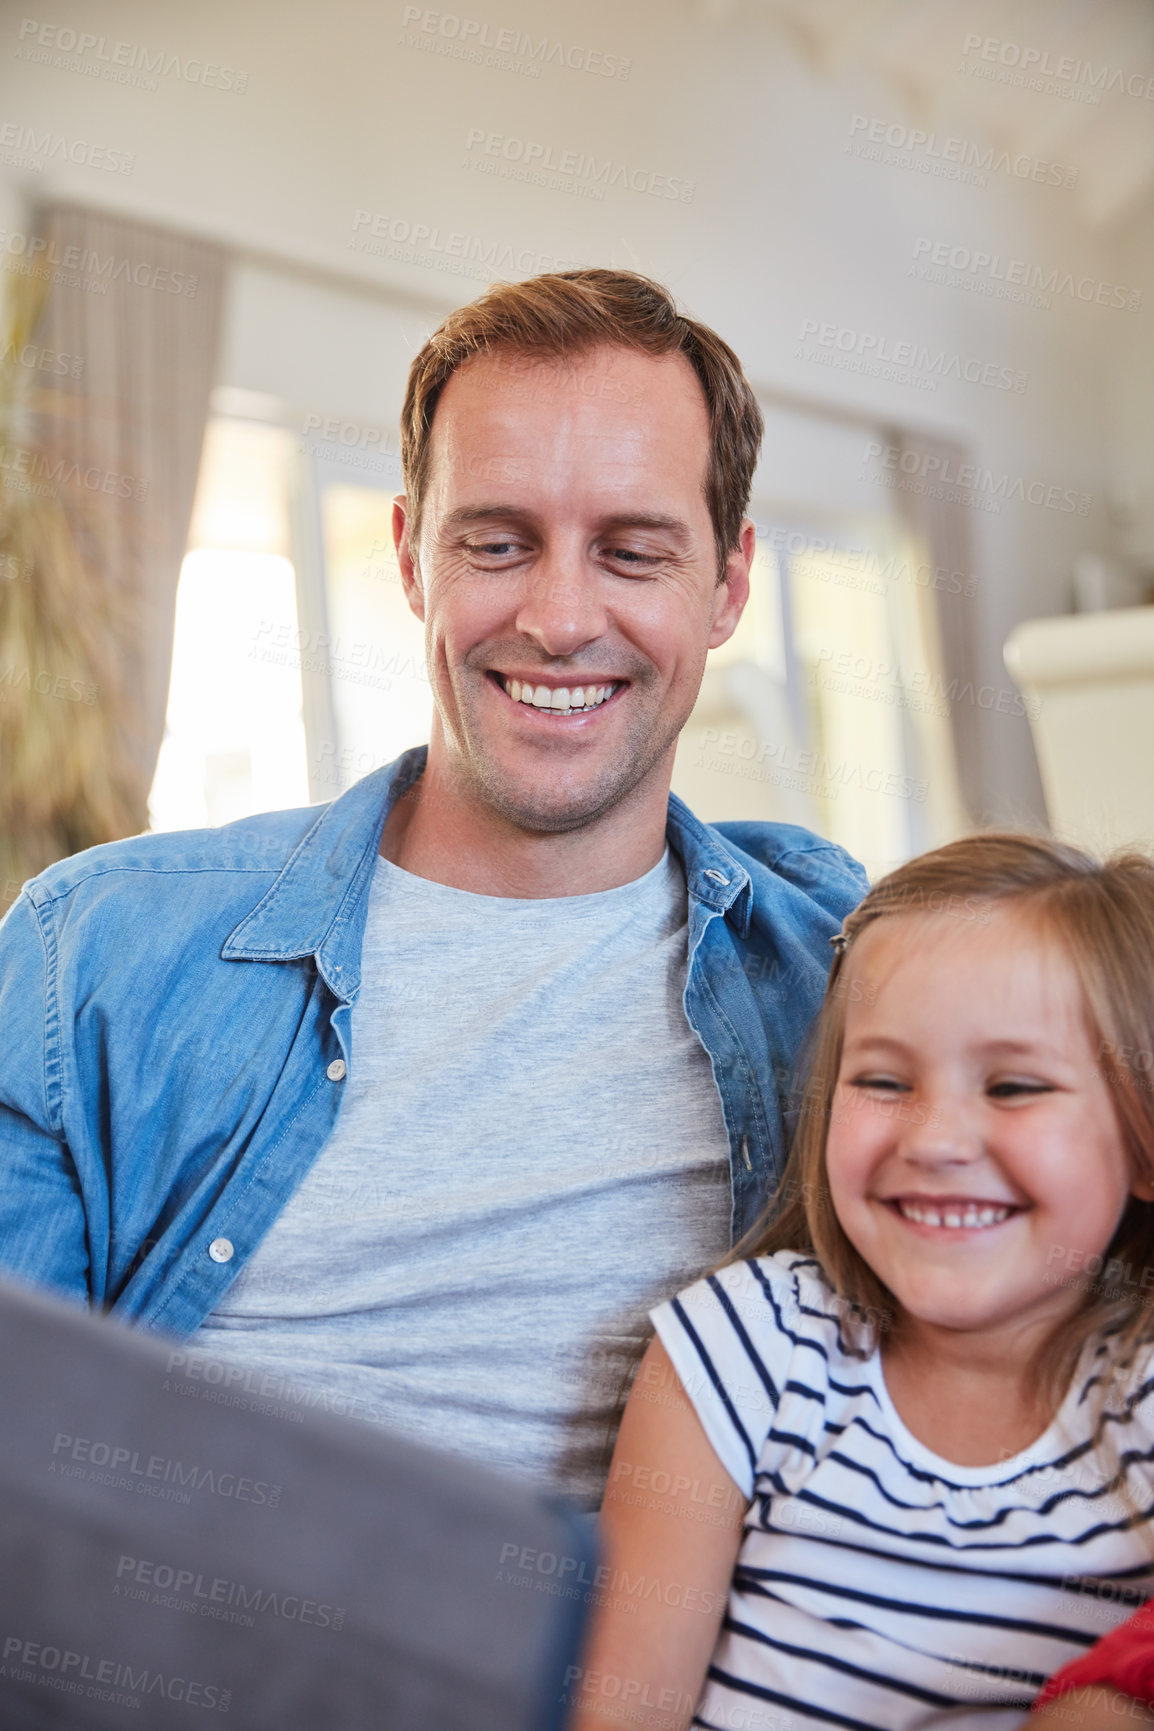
[888,1197,1018,1231]
[495,673,623,713]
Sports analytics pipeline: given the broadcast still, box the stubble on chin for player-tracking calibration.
[457,696,683,835]
[461,741,652,835]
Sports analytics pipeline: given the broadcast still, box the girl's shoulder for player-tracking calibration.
[675,1247,817,1311]
[678,1249,870,1367]
[1077,1332,1154,1426]
[653,1251,874,1502]
[716,1247,851,1313]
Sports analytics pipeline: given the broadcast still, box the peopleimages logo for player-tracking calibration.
[0,443,147,501]
[863,439,1092,518]
[349,208,581,282]
[463,129,695,202]
[0,337,83,378]
[0,121,134,174]
[694,730,930,805]
[847,115,1077,188]
[400,7,631,78]
[2,1636,230,1713]
[911,236,1142,313]
[758,530,979,599]
[0,228,199,296]
[115,1554,345,1631]
[50,1431,282,1507]
[15,18,249,92]
[961,33,1154,102]
[797,319,1027,393]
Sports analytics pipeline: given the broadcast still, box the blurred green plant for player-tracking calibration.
[0,268,139,907]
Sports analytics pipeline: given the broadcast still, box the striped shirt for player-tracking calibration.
[651,1252,1154,1730]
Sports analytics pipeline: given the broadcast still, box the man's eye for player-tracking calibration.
[467,541,522,558]
[605,547,659,566]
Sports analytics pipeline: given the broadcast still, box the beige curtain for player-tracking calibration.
[31,202,226,813]
[893,431,983,825]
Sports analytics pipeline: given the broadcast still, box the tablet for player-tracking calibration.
[0,1275,593,1729]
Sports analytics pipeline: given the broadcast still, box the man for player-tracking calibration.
[0,270,866,1506]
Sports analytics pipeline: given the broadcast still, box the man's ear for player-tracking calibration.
[708,517,756,650]
[393,495,426,622]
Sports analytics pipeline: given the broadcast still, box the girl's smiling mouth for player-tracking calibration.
[885,1195,1022,1231]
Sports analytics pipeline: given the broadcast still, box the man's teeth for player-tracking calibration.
[897,1201,1012,1230]
[502,677,617,711]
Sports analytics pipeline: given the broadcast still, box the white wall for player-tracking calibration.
[1109,201,1154,568]
[3,0,1148,821]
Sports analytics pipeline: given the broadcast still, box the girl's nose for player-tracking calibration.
[893,1098,983,1167]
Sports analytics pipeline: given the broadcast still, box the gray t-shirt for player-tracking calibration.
[192,846,732,1504]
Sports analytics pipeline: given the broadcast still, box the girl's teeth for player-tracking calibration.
[897,1201,1010,1229]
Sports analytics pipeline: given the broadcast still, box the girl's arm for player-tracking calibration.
[568,1336,749,1731]
[1032,1690,1154,1728]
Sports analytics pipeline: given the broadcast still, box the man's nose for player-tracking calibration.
[512,557,609,658]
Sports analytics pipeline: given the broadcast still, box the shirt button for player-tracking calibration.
[327,1058,347,1081]
[208,1238,234,1263]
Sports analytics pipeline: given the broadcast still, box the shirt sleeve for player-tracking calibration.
[0,892,90,1301]
[1033,1599,1154,1711]
[650,1257,800,1502]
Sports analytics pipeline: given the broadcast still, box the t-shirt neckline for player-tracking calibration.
[373,843,676,907]
[864,1341,1085,1485]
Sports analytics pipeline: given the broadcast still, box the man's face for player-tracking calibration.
[393,344,752,833]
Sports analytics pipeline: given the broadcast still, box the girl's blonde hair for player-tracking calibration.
[730,831,1154,1404]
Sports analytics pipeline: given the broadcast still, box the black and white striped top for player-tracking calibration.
[651,1252,1154,1730]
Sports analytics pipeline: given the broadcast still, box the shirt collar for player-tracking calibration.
[223,746,754,996]
[222,746,427,999]
[665,791,753,937]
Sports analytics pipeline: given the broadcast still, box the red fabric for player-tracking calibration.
[1034,1601,1154,1709]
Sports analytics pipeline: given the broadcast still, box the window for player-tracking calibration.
[311,482,432,801]
[672,515,967,880]
[148,416,309,832]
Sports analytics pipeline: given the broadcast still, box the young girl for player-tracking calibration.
[568,833,1154,1731]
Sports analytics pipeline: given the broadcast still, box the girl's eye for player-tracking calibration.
[849,1074,907,1093]
[987,1079,1053,1099]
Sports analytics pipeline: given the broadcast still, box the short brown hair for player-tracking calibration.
[736,832,1154,1407]
[399,268,764,579]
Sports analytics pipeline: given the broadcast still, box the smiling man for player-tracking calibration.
[388,339,731,885]
[0,271,867,1505]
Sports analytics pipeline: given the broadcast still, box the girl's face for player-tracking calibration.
[826,902,1154,1356]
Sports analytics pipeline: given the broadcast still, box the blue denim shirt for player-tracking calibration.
[0,746,867,1337]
